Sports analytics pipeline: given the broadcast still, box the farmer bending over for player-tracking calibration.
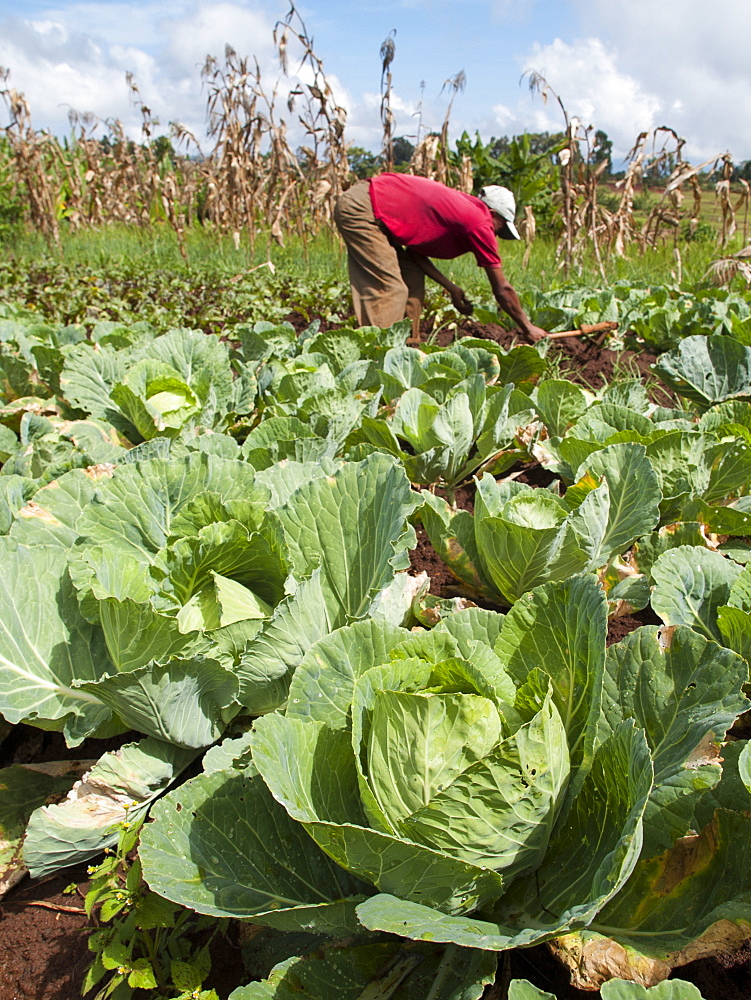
[334,172,549,342]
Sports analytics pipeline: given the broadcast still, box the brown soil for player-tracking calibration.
[411,522,462,597]
[0,869,91,1000]
[675,942,751,1000]
[434,482,476,512]
[506,941,751,1000]
[513,463,559,489]
[282,309,336,334]
[606,606,662,646]
[410,482,476,597]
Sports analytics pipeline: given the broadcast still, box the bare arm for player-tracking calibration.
[405,250,473,316]
[404,253,547,338]
[485,266,548,342]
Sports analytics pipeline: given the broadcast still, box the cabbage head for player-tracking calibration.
[140,573,751,962]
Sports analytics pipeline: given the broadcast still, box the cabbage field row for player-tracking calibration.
[1,300,751,1000]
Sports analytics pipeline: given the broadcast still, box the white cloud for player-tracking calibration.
[0,1,343,147]
[491,103,515,129]
[573,0,751,80]
[161,2,275,79]
[33,0,186,49]
[1,18,130,133]
[514,37,661,160]
[568,0,751,161]
[0,0,504,154]
[345,88,419,149]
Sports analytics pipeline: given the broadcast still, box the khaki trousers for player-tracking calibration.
[334,180,425,336]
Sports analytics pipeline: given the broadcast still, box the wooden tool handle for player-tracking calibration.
[546,321,618,340]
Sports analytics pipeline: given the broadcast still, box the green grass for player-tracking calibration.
[4,222,346,279]
[442,232,742,302]
[5,218,739,288]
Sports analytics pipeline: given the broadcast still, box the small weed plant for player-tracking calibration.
[83,815,221,1000]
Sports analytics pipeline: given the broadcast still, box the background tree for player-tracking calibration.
[392,135,415,167]
[591,129,613,173]
[347,146,380,179]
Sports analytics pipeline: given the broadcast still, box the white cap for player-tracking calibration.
[478,185,521,240]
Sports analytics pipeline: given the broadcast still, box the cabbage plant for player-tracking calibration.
[529,378,697,482]
[0,451,421,748]
[0,451,424,879]
[0,411,126,483]
[644,428,751,526]
[508,978,706,1000]
[357,379,536,497]
[374,342,502,401]
[59,327,252,443]
[139,574,751,982]
[420,442,661,605]
[654,334,751,411]
[650,545,751,665]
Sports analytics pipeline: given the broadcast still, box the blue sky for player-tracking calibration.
[2,0,750,166]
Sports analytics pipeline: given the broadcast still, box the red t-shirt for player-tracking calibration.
[369,173,502,268]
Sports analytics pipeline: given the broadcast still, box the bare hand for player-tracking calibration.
[449,285,474,316]
[524,325,549,343]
